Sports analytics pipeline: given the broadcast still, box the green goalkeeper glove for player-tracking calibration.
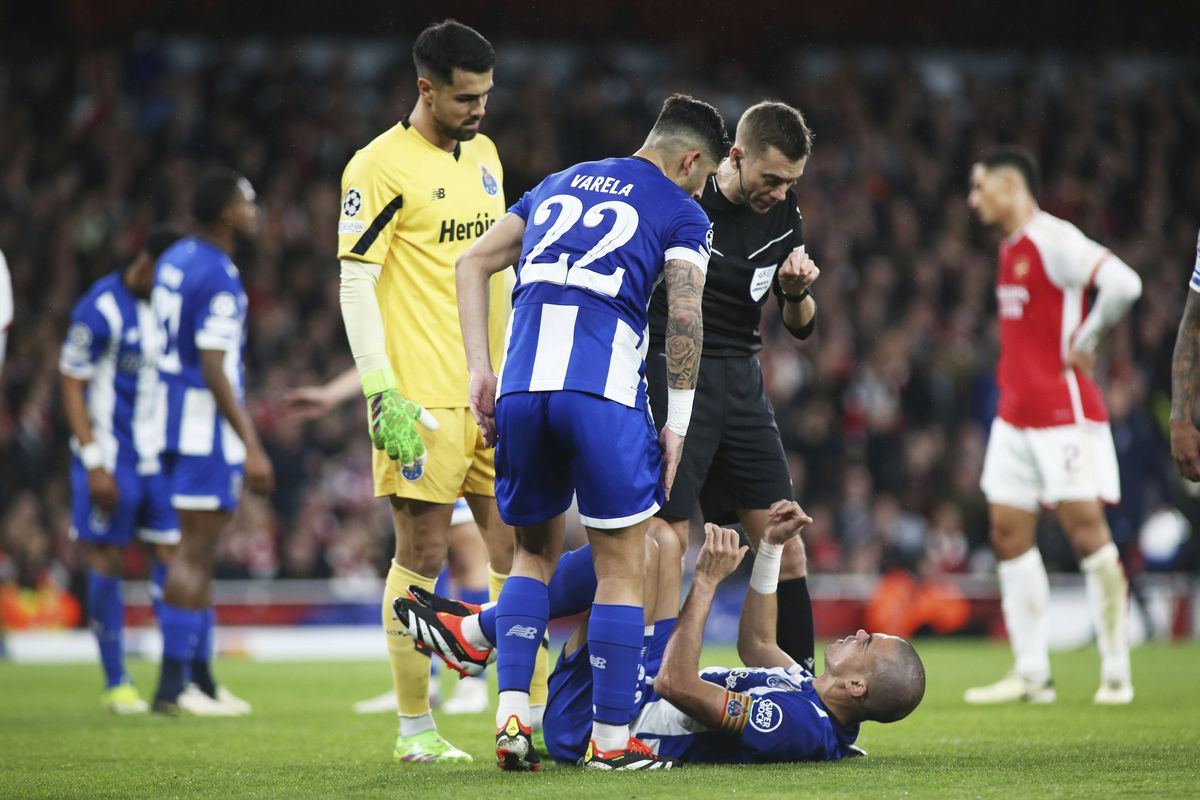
[361,369,440,480]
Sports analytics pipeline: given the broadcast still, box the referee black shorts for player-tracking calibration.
[646,351,794,525]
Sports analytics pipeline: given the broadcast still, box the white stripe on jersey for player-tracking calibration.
[495,311,516,397]
[602,318,644,407]
[133,301,165,474]
[89,292,124,470]
[179,387,217,456]
[528,304,579,391]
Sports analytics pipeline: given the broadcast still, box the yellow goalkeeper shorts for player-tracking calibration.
[373,406,495,503]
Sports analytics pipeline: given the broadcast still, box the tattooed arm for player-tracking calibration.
[1170,289,1200,480]
[660,257,705,497]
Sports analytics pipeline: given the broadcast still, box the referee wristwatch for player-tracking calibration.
[780,286,812,303]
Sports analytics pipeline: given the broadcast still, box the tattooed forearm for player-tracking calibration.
[664,258,705,390]
[1171,291,1200,423]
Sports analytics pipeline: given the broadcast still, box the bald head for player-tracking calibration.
[861,637,926,723]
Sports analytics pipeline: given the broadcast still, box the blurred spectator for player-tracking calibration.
[0,39,1194,596]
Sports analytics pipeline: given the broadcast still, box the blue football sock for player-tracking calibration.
[189,607,216,696]
[461,585,489,607]
[494,576,548,694]
[588,603,645,726]
[157,603,202,701]
[149,560,168,622]
[87,571,126,689]
[434,565,451,598]
[479,604,497,644]
[547,545,597,618]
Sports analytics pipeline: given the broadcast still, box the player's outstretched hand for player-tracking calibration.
[245,444,275,495]
[777,249,820,295]
[1064,348,1096,379]
[763,499,813,546]
[282,385,335,422]
[87,468,119,515]
[660,427,685,500]
[1171,420,1200,481]
[468,369,498,447]
[694,523,749,587]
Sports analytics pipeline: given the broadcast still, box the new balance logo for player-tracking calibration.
[431,188,446,200]
[589,655,608,670]
[506,624,539,640]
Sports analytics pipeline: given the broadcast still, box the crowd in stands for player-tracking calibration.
[2,38,1197,615]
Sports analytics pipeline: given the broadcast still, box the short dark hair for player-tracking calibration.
[980,145,1040,197]
[412,20,495,85]
[192,169,244,227]
[862,638,926,723]
[737,101,813,162]
[648,94,729,166]
[143,226,184,260]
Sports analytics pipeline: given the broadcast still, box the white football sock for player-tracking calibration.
[592,721,629,753]
[997,547,1051,683]
[461,614,493,650]
[530,704,545,731]
[1080,542,1131,685]
[398,712,435,738]
[496,690,530,731]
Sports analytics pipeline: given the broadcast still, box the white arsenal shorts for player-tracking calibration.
[980,417,1121,511]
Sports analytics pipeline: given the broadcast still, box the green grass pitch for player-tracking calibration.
[1,640,1198,798]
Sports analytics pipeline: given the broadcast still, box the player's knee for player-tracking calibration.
[648,521,682,566]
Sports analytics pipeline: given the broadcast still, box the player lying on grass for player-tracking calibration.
[396,501,925,767]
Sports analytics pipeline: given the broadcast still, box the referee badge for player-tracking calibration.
[480,165,499,196]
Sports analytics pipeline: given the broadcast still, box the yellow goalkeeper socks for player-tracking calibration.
[489,565,549,713]
[386,560,438,722]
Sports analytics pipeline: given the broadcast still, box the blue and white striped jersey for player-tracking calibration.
[1190,228,1200,293]
[152,237,248,463]
[634,664,859,764]
[59,272,165,475]
[497,157,712,409]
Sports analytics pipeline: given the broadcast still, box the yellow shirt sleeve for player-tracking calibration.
[337,151,404,265]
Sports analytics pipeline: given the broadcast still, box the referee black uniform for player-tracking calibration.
[647,174,813,525]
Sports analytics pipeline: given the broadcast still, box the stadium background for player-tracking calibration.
[2,1,1199,650]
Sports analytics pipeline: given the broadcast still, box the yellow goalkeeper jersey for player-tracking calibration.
[337,116,513,409]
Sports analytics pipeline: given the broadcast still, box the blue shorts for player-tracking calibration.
[495,391,663,529]
[70,460,180,546]
[543,619,674,763]
[160,452,244,512]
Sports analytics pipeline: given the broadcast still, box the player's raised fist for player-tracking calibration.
[694,523,749,586]
[764,499,813,545]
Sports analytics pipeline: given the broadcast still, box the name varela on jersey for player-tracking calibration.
[569,173,635,196]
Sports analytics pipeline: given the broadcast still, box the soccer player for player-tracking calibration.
[645,101,819,669]
[455,94,726,770]
[151,169,274,715]
[964,146,1142,705]
[398,501,926,765]
[60,227,183,713]
[1169,229,1200,480]
[283,368,492,715]
[336,21,533,762]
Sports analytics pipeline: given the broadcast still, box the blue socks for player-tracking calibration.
[461,585,489,607]
[588,603,645,725]
[190,607,217,697]
[87,571,126,689]
[149,560,168,622]
[157,602,202,701]
[478,546,597,647]
[494,576,548,694]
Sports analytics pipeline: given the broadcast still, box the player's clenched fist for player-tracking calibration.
[693,523,749,587]
[361,368,439,478]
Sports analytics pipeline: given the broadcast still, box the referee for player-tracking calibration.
[647,101,819,669]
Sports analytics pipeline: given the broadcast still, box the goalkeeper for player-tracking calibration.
[336,21,550,763]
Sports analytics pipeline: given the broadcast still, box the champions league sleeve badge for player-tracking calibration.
[480,165,499,197]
